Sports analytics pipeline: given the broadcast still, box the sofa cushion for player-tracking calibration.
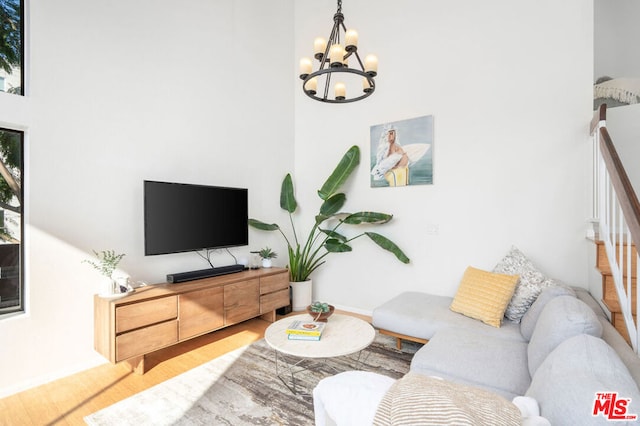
[527,296,602,377]
[520,285,576,341]
[493,246,558,323]
[372,292,525,342]
[374,372,521,426]
[410,327,531,400]
[450,266,519,328]
[526,334,640,425]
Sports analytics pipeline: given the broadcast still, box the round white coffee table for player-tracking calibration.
[264,313,376,394]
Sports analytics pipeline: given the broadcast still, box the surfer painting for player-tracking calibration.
[370,115,433,187]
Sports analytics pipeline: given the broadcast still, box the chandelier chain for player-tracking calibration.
[337,0,342,14]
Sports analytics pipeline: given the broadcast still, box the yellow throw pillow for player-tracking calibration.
[450,266,519,327]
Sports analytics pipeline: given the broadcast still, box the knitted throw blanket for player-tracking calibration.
[594,78,640,104]
[373,373,521,426]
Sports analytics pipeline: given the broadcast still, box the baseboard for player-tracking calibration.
[332,303,373,318]
[0,356,108,399]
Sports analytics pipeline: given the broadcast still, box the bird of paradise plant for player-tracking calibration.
[249,145,410,282]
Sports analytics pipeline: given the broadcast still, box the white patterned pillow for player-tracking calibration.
[493,246,557,323]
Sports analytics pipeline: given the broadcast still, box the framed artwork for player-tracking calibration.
[370,115,433,188]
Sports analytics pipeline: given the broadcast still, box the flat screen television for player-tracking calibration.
[144,180,248,256]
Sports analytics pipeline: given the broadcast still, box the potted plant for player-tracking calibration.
[307,301,335,322]
[249,145,410,311]
[259,247,277,268]
[83,249,126,296]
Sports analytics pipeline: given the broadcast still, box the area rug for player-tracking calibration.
[84,334,421,426]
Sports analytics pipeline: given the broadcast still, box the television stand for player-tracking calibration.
[94,267,290,374]
[167,264,245,283]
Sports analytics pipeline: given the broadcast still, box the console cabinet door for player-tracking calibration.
[224,279,260,325]
[179,286,224,340]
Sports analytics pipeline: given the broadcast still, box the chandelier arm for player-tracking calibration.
[323,71,333,100]
[321,20,341,65]
[339,21,354,59]
[351,51,365,71]
[333,17,342,46]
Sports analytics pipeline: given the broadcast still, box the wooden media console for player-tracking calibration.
[94,267,289,374]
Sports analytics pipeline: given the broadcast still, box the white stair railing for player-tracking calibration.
[591,104,640,353]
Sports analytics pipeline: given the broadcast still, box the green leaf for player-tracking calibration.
[320,228,347,242]
[365,232,410,264]
[280,174,297,213]
[248,218,280,231]
[287,245,302,281]
[315,214,329,225]
[343,211,393,225]
[320,193,346,216]
[325,239,352,253]
[317,146,360,201]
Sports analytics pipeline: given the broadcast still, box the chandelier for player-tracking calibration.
[298,0,378,104]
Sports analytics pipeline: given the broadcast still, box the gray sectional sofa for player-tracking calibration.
[313,286,640,425]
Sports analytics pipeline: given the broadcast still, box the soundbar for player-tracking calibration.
[167,264,245,283]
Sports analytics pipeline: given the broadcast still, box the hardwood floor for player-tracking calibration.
[0,318,269,426]
[1,310,370,426]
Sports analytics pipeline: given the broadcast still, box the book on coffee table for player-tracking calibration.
[285,320,326,337]
[287,333,321,341]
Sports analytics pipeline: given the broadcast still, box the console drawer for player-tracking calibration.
[116,320,178,361]
[260,288,289,313]
[116,296,178,333]
[260,272,289,294]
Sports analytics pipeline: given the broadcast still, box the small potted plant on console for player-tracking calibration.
[307,301,335,322]
[259,247,277,268]
[83,249,128,297]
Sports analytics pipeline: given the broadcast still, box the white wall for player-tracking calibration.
[594,0,640,195]
[594,0,640,79]
[0,0,294,396]
[293,0,594,310]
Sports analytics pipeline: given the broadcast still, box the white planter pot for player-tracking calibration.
[262,258,273,268]
[99,276,116,297]
[290,280,312,311]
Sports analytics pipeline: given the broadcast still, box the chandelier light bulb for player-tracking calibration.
[305,77,318,95]
[364,54,378,76]
[363,77,372,93]
[345,29,358,51]
[299,58,312,78]
[329,44,344,67]
[314,37,327,59]
[335,82,346,100]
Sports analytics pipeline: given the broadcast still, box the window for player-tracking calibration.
[0,0,23,95]
[0,127,23,315]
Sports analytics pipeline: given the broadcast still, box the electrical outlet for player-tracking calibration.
[426,224,439,235]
